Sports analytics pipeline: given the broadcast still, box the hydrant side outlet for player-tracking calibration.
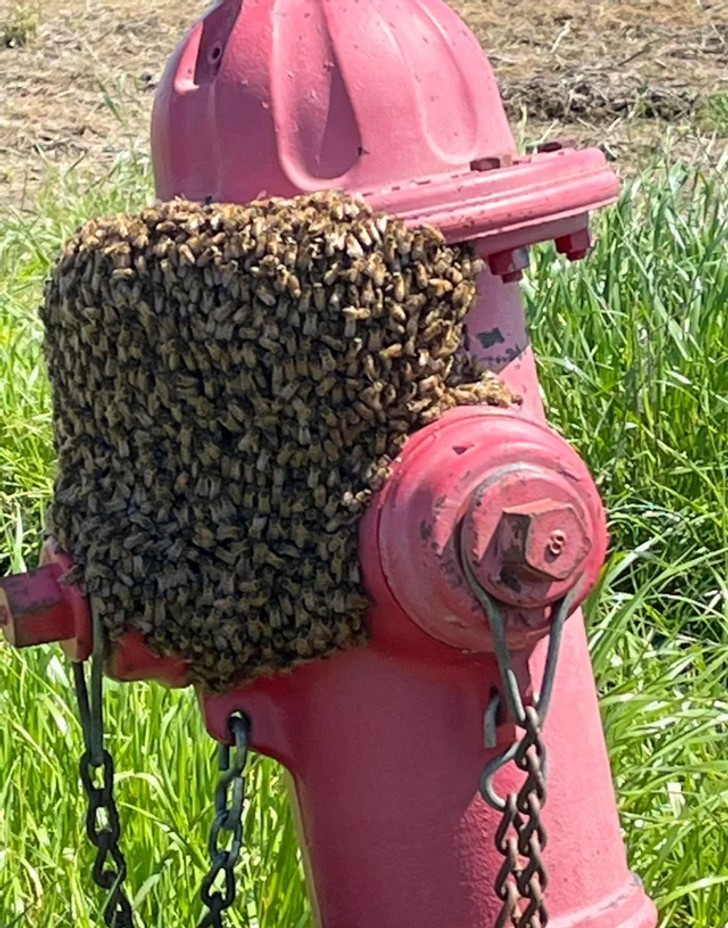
[0,546,91,660]
[373,408,609,652]
[0,564,75,648]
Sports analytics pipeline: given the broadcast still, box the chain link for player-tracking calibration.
[493,706,549,928]
[198,713,251,928]
[73,660,136,928]
[73,603,251,927]
[461,533,583,928]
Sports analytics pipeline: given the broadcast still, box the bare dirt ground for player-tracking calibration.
[454,0,728,158]
[1,0,726,208]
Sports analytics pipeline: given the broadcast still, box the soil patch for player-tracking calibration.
[455,0,727,159]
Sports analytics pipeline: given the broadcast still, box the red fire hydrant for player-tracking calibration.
[1,1,659,927]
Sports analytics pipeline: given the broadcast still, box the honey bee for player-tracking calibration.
[41,193,513,691]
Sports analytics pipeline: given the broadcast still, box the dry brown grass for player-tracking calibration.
[454,0,727,157]
[0,0,726,206]
[0,0,194,205]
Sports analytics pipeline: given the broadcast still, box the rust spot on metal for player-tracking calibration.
[15,596,62,616]
[433,495,448,514]
[478,328,506,349]
[499,569,522,593]
[487,343,525,365]
[441,555,464,589]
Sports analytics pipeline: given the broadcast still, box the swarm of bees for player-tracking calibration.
[41,191,517,692]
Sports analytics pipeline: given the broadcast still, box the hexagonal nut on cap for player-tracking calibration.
[498,499,592,582]
[463,465,606,612]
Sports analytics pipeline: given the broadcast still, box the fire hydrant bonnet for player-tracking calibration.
[152,0,514,204]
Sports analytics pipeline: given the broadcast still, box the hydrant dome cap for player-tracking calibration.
[152,0,516,204]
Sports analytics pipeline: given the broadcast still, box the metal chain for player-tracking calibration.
[73,657,136,928]
[73,603,251,928]
[198,713,251,928]
[492,707,549,928]
[461,539,583,928]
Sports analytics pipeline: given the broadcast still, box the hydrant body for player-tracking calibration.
[202,410,654,928]
[150,1,657,925]
[0,1,659,926]
[204,609,653,928]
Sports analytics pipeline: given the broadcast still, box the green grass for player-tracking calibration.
[700,93,728,136]
[0,153,726,927]
[0,1,40,49]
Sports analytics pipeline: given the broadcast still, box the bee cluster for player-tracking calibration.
[42,191,517,692]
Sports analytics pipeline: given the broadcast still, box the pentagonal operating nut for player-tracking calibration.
[498,498,592,582]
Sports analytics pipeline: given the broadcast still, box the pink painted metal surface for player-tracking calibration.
[0,545,91,660]
[375,408,608,652]
[203,625,655,928]
[152,0,618,259]
[0,562,75,648]
[108,628,190,688]
[152,0,514,206]
[362,148,618,250]
[153,0,655,921]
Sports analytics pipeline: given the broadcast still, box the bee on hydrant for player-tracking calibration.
[0,1,659,927]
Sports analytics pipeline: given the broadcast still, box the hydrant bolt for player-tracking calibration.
[488,247,531,283]
[496,500,590,583]
[556,229,592,262]
[463,469,598,612]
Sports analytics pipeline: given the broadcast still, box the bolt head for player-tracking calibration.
[488,247,530,282]
[463,466,602,612]
[555,229,592,263]
[498,499,591,582]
